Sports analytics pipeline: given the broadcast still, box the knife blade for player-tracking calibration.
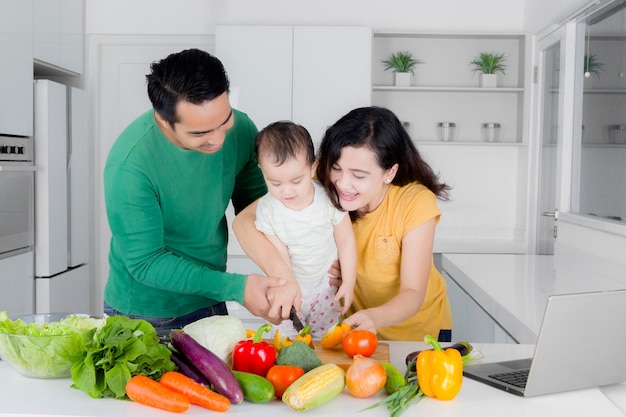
[289,306,305,332]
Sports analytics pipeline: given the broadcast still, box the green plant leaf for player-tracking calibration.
[470,52,507,75]
[382,50,423,74]
[584,54,604,78]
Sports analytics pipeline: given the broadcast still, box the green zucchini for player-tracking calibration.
[232,370,275,403]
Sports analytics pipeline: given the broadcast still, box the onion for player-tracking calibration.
[345,354,387,398]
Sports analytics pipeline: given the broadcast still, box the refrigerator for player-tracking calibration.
[33,79,90,314]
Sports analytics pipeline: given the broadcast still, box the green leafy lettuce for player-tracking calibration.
[0,311,103,378]
[70,315,176,399]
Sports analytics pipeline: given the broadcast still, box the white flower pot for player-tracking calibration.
[395,72,411,87]
[480,73,497,88]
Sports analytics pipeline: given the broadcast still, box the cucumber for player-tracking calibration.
[232,370,275,403]
[169,330,244,404]
[380,361,406,394]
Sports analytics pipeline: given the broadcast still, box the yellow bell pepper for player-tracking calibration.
[320,322,351,349]
[273,325,312,350]
[416,334,463,400]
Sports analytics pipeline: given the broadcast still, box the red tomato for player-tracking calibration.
[342,330,378,358]
[265,365,306,399]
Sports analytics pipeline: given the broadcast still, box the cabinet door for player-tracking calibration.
[33,0,84,74]
[68,87,88,267]
[0,252,34,317]
[216,25,372,143]
[293,26,372,143]
[35,264,89,314]
[215,26,293,131]
[34,80,68,278]
[0,0,33,136]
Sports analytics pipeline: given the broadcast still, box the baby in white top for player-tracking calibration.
[254,121,357,338]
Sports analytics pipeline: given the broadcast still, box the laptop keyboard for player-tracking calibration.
[489,369,529,388]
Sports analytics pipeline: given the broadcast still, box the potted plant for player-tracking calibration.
[583,54,604,79]
[470,52,506,88]
[382,50,423,87]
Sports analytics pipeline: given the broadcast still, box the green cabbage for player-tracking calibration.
[183,315,246,366]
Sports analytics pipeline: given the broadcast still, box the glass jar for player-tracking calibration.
[436,122,456,142]
[481,123,501,143]
[608,124,626,144]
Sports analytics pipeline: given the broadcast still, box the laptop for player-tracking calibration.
[463,289,626,397]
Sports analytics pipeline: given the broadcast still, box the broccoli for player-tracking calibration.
[275,340,322,372]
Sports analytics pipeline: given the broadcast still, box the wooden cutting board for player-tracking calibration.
[312,342,390,371]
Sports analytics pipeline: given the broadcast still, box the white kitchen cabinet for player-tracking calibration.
[443,269,516,344]
[34,80,89,314]
[0,0,33,137]
[33,0,84,74]
[35,264,89,314]
[216,25,372,144]
[0,252,34,317]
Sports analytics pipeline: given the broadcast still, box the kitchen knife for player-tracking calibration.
[289,306,305,332]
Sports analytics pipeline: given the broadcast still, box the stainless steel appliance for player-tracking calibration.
[0,135,34,259]
[0,135,35,317]
[34,79,89,314]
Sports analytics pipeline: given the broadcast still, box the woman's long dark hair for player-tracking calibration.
[317,106,450,220]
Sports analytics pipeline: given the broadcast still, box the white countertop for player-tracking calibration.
[1,341,625,417]
[442,253,626,344]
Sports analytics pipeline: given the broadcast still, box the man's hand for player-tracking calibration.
[266,279,302,321]
[243,274,286,324]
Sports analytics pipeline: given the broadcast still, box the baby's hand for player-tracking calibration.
[334,284,354,315]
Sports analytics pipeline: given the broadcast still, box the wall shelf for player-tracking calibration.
[373,85,524,93]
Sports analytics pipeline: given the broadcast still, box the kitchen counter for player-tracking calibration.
[442,253,626,344]
[1,341,625,417]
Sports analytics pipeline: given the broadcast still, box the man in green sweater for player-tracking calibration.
[103,48,295,336]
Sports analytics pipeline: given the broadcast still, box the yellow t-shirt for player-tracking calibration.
[349,183,453,341]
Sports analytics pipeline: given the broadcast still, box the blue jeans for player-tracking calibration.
[438,329,452,343]
[103,301,228,342]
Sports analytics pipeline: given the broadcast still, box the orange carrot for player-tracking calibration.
[126,375,190,413]
[160,371,231,412]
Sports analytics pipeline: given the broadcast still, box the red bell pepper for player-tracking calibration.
[231,323,276,377]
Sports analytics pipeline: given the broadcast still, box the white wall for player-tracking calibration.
[86,0,525,35]
[524,0,594,34]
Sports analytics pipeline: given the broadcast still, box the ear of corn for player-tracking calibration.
[282,363,345,411]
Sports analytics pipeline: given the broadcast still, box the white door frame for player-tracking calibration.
[528,21,581,254]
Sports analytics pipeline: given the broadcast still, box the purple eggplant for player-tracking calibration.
[169,330,244,404]
[169,350,211,386]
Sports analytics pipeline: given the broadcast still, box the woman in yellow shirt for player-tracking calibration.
[316,106,453,342]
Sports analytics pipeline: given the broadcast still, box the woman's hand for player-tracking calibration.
[342,309,377,334]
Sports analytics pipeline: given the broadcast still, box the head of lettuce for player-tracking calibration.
[0,311,103,378]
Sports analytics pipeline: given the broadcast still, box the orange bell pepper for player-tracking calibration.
[320,322,351,349]
[416,334,463,400]
[273,325,312,350]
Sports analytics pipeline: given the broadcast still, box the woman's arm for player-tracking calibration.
[232,200,301,319]
[342,217,436,332]
[333,215,357,313]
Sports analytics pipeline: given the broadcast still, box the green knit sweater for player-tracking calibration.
[103,109,267,317]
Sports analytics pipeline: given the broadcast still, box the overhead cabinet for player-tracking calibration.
[33,0,84,74]
[0,0,33,137]
[216,25,372,143]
